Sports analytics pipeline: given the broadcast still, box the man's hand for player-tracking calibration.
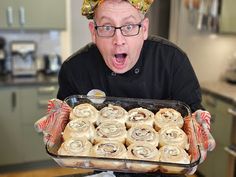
[34,99,72,147]
[184,110,216,174]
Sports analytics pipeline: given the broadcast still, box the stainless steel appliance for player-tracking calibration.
[0,37,7,75]
[10,41,37,77]
[43,54,61,75]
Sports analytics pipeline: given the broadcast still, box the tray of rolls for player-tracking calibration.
[46,95,201,174]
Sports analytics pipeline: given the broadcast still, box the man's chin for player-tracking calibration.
[110,66,129,74]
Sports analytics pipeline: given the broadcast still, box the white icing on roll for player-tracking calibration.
[126,107,155,128]
[62,119,95,142]
[69,103,99,124]
[58,137,92,156]
[91,141,127,169]
[154,108,184,131]
[159,126,189,150]
[159,145,190,173]
[126,125,159,147]
[97,104,128,125]
[95,120,127,143]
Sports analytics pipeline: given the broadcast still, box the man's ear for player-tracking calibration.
[142,17,149,40]
[89,21,96,43]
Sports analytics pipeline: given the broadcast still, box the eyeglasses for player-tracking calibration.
[94,21,143,37]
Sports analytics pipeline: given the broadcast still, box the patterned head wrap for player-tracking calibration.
[81,0,154,19]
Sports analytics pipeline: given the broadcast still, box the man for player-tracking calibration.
[57,0,202,112]
[35,0,215,176]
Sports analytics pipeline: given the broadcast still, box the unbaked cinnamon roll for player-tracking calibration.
[97,104,128,125]
[58,137,92,156]
[95,120,127,144]
[126,125,159,147]
[91,141,127,169]
[62,119,95,143]
[154,108,184,131]
[126,107,154,128]
[159,126,189,150]
[159,145,190,173]
[69,103,99,124]
[126,142,160,172]
[57,137,92,167]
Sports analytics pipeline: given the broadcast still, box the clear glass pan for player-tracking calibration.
[46,95,201,174]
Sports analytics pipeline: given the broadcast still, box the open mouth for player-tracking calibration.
[114,53,127,66]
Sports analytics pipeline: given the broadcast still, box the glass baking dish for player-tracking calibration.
[46,95,201,175]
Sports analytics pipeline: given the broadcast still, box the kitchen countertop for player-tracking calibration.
[200,80,236,106]
[0,73,58,86]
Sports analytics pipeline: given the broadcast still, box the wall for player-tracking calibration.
[169,0,236,82]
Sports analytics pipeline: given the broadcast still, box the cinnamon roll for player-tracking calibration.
[62,119,95,143]
[126,125,159,147]
[91,141,127,169]
[58,137,92,166]
[58,137,92,156]
[95,120,127,144]
[126,142,160,172]
[159,126,189,150]
[159,145,190,173]
[154,108,184,131]
[97,104,128,125]
[69,103,99,124]
[126,107,154,128]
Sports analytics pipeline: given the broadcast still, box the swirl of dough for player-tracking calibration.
[159,126,189,150]
[126,142,160,172]
[69,103,99,124]
[95,120,127,144]
[126,107,154,128]
[97,104,128,125]
[126,125,159,147]
[62,119,95,142]
[58,137,92,156]
[91,141,127,169]
[154,108,184,131]
[159,145,190,173]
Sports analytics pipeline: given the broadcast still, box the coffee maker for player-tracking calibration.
[10,41,37,77]
[0,37,7,75]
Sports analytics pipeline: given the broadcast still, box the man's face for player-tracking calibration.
[89,0,149,74]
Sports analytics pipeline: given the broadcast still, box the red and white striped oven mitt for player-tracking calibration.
[184,110,216,174]
[34,99,72,147]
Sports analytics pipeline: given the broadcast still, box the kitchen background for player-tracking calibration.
[0,0,236,177]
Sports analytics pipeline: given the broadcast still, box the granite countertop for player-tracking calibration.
[0,73,58,86]
[200,80,236,105]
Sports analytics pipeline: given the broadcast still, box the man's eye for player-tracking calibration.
[124,24,134,31]
[103,26,113,31]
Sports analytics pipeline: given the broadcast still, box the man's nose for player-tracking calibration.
[112,29,125,46]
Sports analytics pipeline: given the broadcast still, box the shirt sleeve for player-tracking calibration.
[57,61,77,100]
[170,49,204,112]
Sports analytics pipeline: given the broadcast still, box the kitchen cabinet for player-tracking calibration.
[0,84,58,166]
[0,87,23,165]
[0,0,66,30]
[198,93,233,177]
[220,0,236,33]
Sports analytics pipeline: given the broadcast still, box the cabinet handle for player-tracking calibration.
[38,86,56,94]
[225,146,236,158]
[6,6,14,26]
[12,92,16,111]
[19,6,25,26]
[228,108,236,117]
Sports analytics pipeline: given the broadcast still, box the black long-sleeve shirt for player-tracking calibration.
[57,35,203,112]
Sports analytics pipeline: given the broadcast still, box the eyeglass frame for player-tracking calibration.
[94,20,143,37]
